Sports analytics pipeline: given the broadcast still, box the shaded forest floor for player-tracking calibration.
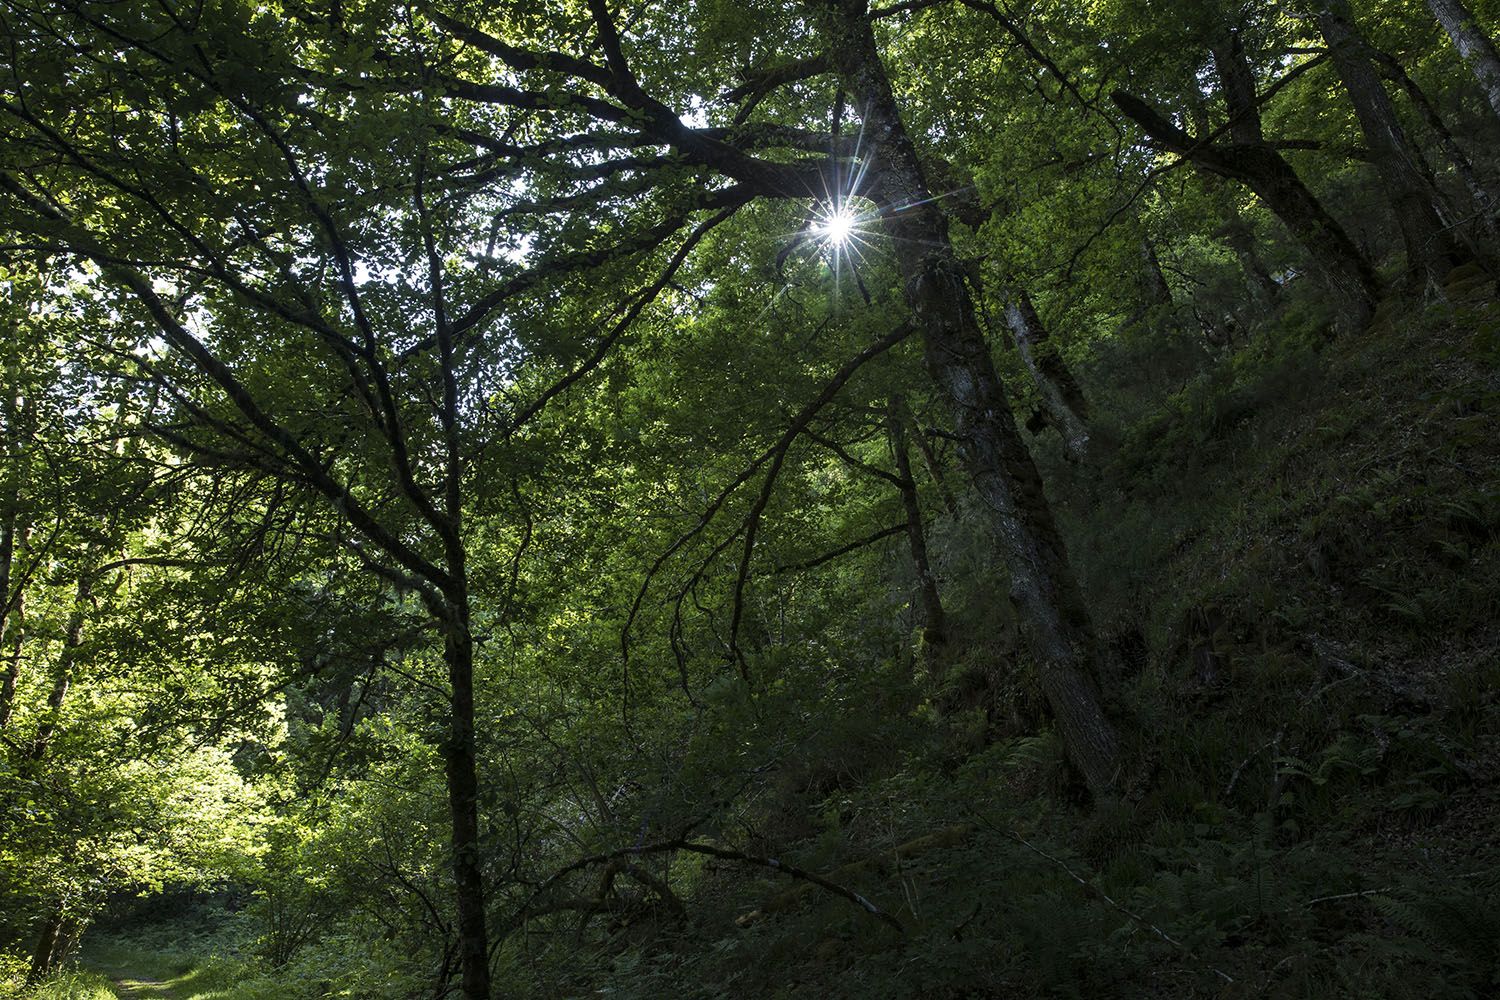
[510,268,1500,998]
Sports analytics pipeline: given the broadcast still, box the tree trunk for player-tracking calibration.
[441,586,491,1000]
[1111,89,1380,327]
[0,392,23,731]
[0,585,22,732]
[887,397,949,666]
[1373,46,1500,249]
[0,484,14,644]
[1141,237,1174,306]
[1221,24,1381,316]
[818,0,1120,797]
[894,397,959,515]
[0,522,19,732]
[1216,213,1281,310]
[1004,291,1092,463]
[1210,30,1265,145]
[25,910,62,984]
[54,917,82,967]
[29,575,89,761]
[1318,0,1464,284]
[1427,0,1500,125]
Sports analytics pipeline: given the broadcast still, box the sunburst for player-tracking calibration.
[818,204,858,247]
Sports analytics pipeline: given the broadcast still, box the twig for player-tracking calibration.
[1301,887,1393,907]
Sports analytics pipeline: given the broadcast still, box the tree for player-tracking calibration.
[1002,291,1093,463]
[1111,21,1381,325]
[1427,0,1500,122]
[808,0,1118,795]
[0,279,265,980]
[1316,0,1465,284]
[8,2,1498,995]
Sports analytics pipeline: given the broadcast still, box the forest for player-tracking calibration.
[2,0,1499,997]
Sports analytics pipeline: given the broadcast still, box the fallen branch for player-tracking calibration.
[735,823,973,927]
[521,836,905,935]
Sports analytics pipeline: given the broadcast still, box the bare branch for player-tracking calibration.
[522,837,904,933]
[772,524,907,575]
[725,321,915,673]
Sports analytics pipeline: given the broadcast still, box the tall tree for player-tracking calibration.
[1371,46,1500,246]
[811,0,1119,795]
[1426,0,1500,122]
[1111,25,1381,325]
[1316,0,1465,284]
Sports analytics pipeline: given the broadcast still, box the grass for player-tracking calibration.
[81,939,265,1000]
[5,936,269,1000]
[15,968,119,1000]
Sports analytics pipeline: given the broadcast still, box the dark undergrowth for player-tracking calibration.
[489,268,1500,999]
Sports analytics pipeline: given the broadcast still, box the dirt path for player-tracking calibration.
[108,975,175,999]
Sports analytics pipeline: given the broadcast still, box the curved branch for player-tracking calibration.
[724,54,832,104]
[505,195,751,438]
[772,523,907,575]
[725,321,915,674]
[520,837,904,933]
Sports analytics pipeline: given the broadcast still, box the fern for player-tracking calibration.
[1369,883,1500,982]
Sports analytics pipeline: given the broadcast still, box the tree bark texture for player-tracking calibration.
[1004,291,1092,463]
[1427,0,1500,124]
[1319,0,1464,283]
[817,0,1120,797]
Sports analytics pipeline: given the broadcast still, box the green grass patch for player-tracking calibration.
[14,968,119,1000]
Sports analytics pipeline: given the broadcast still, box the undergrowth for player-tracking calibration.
[11,968,117,1000]
[491,270,1500,998]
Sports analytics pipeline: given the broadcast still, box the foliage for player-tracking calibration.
[2,0,1499,997]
